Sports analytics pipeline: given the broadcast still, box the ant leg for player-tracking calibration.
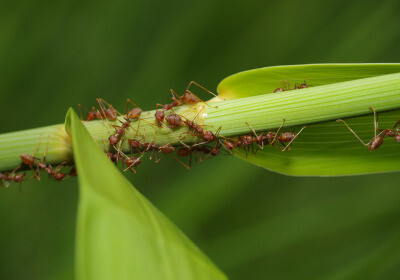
[97,98,124,121]
[160,124,190,148]
[185,81,216,96]
[126,98,141,111]
[282,126,309,152]
[154,152,166,163]
[170,89,181,100]
[156,103,165,111]
[98,98,123,116]
[29,135,43,180]
[336,119,369,146]
[271,119,286,146]
[78,104,89,121]
[11,165,21,175]
[245,122,262,148]
[392,118,400,130]
[171,156,191,169]
[369,107,378,137]
[186,90,218,109]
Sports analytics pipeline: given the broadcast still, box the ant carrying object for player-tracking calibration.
[337,107,400,151]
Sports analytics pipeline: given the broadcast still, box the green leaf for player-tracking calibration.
[216,64,400,176]
[65,108,227,280]
[217,63,400,99]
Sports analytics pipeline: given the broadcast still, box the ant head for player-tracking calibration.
[155,110,165,124]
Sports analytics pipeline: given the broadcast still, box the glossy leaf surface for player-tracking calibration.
[65,109,227,280]
[217,64,400,176]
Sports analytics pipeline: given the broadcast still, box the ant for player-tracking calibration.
[20,136,44,180]
[116,150,144,174]
[273,80,309,93]
[97,98,118,121]
[154,81,218,122]
[273,80,290,93]
[270,120,309,152]
[152,143,175,162]
[294,80,308,89]
[1,166,25,189]
[385,120,400,142]
[337,107,399,151]
[29,137,71,181]
[161,81,218,111]
[78,104,103,121]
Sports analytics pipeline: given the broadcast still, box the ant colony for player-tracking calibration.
[4,79,392,189]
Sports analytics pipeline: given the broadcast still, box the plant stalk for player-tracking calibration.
[0,72,399,172]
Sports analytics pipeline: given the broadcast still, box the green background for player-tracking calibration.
[1,0,400,279]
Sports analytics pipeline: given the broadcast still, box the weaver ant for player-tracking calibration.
[160,81,218,111]
[273,80,309,93]
[29,137,72,181]
[273,80,290,93]
[78,104,103,121]
[337,107,399,151]
[20,136,44,180]
[270,120,309,152]
[154,81,218,123]
[294,80,308,89]
[0,166,25,189]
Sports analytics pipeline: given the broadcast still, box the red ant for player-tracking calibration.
[273,80,309,93]
[385,120,400,142]
[116,150,144,174]
[273,80,290,93]
[173,109,221,144]
[78,104,103,121]
[154,81,218,124]
[158,81,218,111]
[20,136,43,180]
[337,107,399,151]
[29,137,72,181]
[97,98,118,121]
[269,120,309,152]
[294,80,308,89]
[0,166,25,189]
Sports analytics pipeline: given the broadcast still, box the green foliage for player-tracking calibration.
[217,64,400,175]
[65,109,226,280]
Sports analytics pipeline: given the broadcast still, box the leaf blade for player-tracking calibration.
[66,109,227,280]
[216,64,400,176]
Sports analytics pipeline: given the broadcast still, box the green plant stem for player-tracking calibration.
[0,72,399,172]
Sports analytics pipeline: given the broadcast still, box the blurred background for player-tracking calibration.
[1,0,400,279]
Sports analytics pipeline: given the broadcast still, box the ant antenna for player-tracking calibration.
[271,119,286,146]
